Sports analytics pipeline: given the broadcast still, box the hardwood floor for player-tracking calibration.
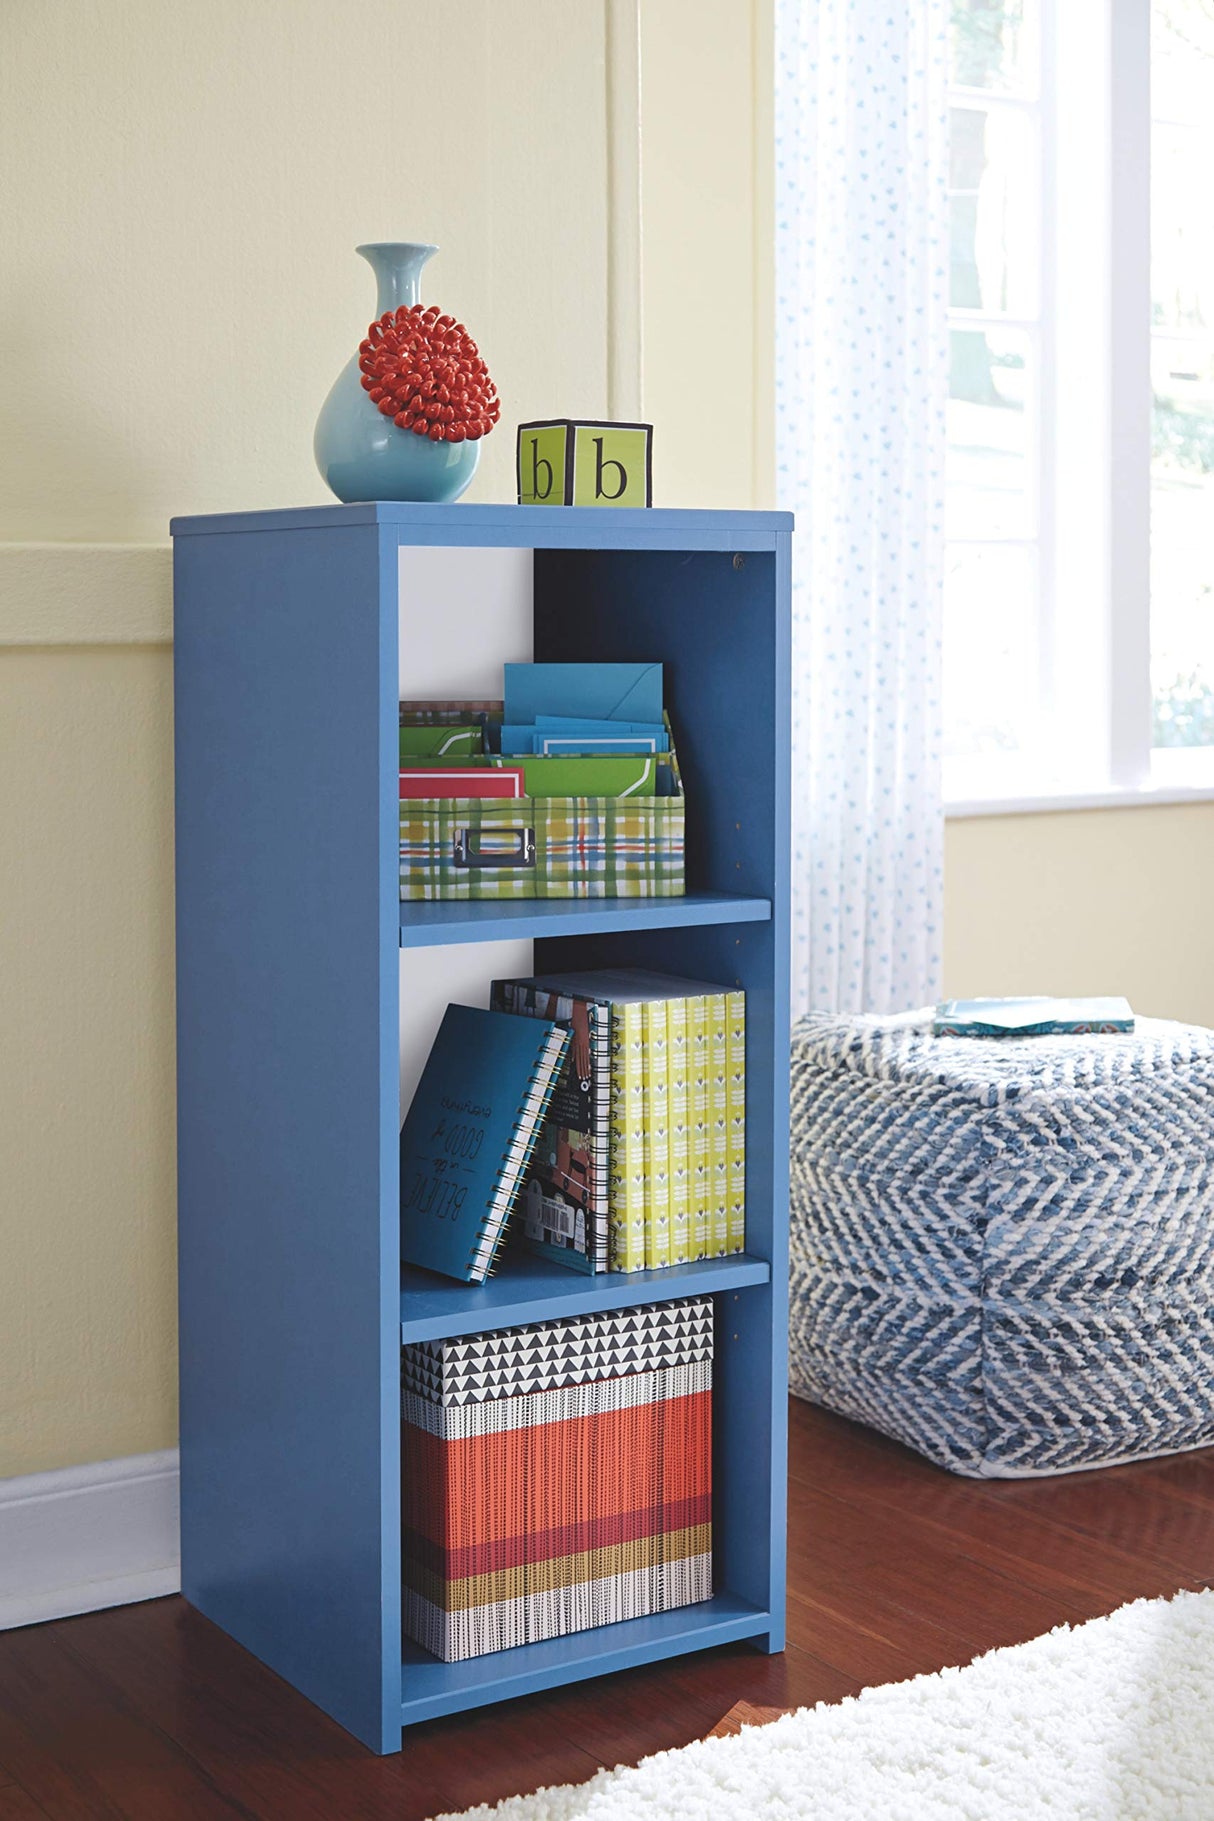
[2,1400,1212,1820]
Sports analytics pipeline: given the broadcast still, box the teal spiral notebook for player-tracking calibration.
[400,1004,571,1284]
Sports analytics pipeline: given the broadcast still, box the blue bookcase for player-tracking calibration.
[171,501,792,1754]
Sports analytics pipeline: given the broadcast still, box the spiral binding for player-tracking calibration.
[590,1001,611,1271]
[465,1026,570,1282]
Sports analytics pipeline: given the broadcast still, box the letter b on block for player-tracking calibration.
[572,423,651,507]
[517,423,569,504]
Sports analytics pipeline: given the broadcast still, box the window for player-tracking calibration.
[944,0,1214,804]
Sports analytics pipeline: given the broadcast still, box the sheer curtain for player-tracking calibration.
[776,0,950,1016]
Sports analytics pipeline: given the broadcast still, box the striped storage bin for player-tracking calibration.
[401,1298,713,1661]
[399,702,685,901]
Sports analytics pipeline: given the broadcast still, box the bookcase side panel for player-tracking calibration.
[174,523,401,1752]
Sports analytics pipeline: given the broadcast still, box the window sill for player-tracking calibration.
[946,781,1214,819]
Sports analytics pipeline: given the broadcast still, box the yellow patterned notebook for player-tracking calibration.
[608,1001,647,1272]
[689,996,712,1261]
[706,991,729,1258]
[725,988,746,1255]
[523,969,738,1274]
[667,997,691,1266]
[643,998,670,1271]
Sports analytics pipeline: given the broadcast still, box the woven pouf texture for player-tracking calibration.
[789,1012,1214,1476]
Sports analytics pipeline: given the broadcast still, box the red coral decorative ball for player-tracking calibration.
[357,306,500,444]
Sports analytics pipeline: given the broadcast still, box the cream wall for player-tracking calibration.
[0,647,177,1471]
[0,0,769,1480]
[1,0,1206,1482]
[945,804,1214,1028]
[0,3,610,537]
[0,0,620,1480]
[639,0,774,506]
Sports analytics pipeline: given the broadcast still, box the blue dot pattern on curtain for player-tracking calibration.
[775,0,949,1017]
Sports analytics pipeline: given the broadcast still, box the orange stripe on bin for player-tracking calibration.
[402,1389,712,1557]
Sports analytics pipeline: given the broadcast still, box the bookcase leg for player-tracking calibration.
[749,1626,786,1656]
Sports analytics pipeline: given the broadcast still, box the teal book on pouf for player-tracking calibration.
[933,996,1135,1037]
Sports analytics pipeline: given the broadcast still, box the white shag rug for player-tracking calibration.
[435,1590,1214,1820]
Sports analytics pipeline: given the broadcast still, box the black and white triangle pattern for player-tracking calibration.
[402,1297,714,1407]
[402,1359,713,1438]
[789,1012,1214,1477]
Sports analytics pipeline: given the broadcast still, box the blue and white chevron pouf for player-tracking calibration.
[789,1011,1214,1477]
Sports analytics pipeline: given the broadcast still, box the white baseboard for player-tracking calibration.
[0,1449,180,1630]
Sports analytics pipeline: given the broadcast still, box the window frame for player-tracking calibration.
[943,0,1214,816]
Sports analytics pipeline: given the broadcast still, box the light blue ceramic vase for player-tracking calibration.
[314,242,481,505]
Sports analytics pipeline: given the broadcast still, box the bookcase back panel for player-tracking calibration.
[398,545,532,699]
[531,548,781,903]
[399,941,533,1117]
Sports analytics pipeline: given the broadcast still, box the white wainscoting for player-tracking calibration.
[0,1450,181,1630]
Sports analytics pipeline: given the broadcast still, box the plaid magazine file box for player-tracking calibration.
[400,1297,713,1661]
[399,702,686,900]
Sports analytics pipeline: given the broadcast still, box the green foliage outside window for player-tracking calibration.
[950,0,1023,88]
[1154,671,1214,746]
[1154,399,1214,477]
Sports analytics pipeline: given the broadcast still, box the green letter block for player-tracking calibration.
[517,420,653,507]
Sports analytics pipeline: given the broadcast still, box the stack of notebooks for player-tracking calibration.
[399,972,745,1284]
[400,1297,714,1661]
[399,662,676,803]
[493,970,746,1275]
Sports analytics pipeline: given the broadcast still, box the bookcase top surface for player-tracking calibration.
[170,501,794,542]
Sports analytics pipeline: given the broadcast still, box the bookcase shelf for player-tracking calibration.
[400,1593,771,1726]
[399,890,772,948]
[173,501,792,1757]
[401,1250,771,1344]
